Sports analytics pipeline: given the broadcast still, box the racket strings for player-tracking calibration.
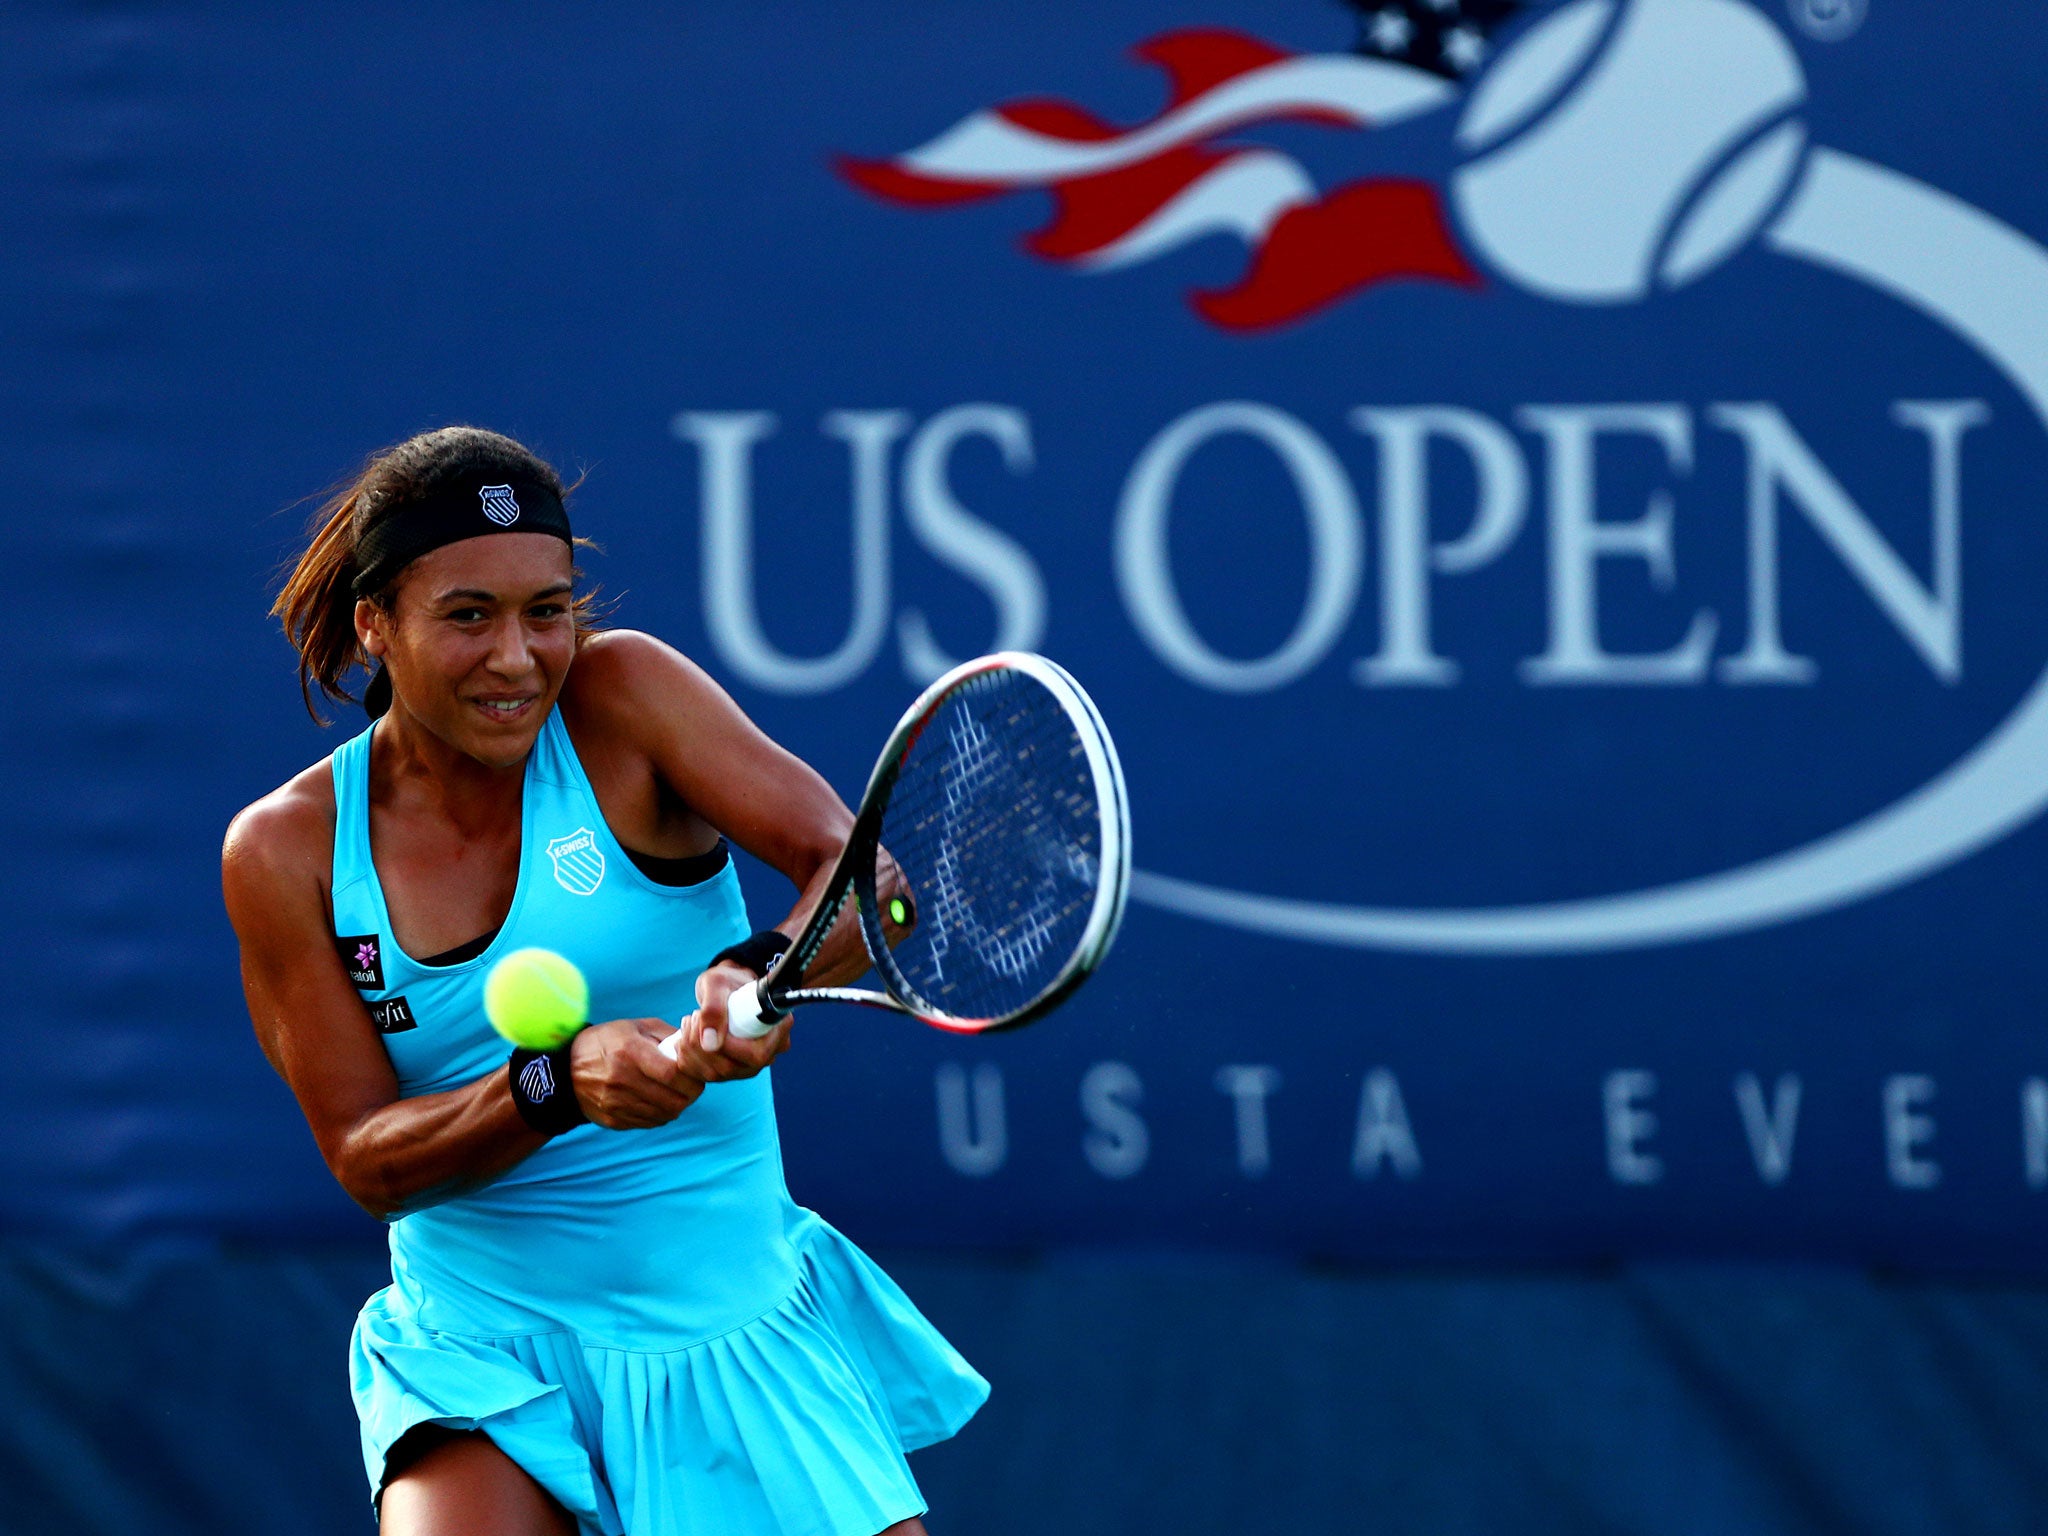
[879,669,1103,1021]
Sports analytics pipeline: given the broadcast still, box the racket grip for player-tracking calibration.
[656,980,779,1063]
[725,980,774,1040]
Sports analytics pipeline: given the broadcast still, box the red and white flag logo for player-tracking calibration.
[841,26,1480,331]
[840,0,1825,325]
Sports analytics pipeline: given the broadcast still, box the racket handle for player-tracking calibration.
[725,979,774,1040]
[657,980,779,1062]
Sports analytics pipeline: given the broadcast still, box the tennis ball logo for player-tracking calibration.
[1450,0,1809,304]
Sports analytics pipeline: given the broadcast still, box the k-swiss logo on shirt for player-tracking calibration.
[336,934,384,990]
[369,996,417,1034]
[478,483,521,526]
[546,828,606,895]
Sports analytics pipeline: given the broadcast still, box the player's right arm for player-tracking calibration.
[222,767,700,1220]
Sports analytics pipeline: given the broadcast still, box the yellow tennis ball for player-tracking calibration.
[484,948,589,1050]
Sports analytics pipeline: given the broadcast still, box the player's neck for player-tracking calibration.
[371,706,527,829]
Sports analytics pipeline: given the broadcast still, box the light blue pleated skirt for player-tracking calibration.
[350,1214,988,1536]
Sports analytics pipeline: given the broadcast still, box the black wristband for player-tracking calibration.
[709,929,791,979]
[508,1047,587,1136]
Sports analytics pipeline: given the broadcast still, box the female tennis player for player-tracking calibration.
[222,426,987,1536]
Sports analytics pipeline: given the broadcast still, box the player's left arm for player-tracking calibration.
[563,631,897,1053]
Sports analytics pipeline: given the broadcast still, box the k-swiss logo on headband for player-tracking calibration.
[369,996,417,1034]
[336,933,384,990]
[479,483,521,526]
[546,828,606,895]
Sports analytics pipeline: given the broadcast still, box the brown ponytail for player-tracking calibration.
[271,427,595,723]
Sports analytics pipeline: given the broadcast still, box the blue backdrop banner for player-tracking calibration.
[13,0,2048,1269]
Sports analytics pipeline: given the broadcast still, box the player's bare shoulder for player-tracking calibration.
[562,629,740,746]
[222,758,339,930]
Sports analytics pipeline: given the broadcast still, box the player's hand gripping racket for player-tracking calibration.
[660,651,1129,1050]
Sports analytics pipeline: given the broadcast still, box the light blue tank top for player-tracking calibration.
[329,708,801,1350]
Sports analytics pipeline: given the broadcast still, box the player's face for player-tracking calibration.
[360,534,578,769]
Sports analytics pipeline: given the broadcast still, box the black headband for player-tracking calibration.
[352,473,573,597]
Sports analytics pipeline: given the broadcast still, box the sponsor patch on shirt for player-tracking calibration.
[368,995,417,1034]
[336,933,384,990]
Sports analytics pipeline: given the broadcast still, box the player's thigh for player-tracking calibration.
[379,1427,576,1536]
[879,1520,928,1535]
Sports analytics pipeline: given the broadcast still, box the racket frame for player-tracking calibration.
[743,651,1129,1036]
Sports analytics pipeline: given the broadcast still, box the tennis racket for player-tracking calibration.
[660,651,1129,1049]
